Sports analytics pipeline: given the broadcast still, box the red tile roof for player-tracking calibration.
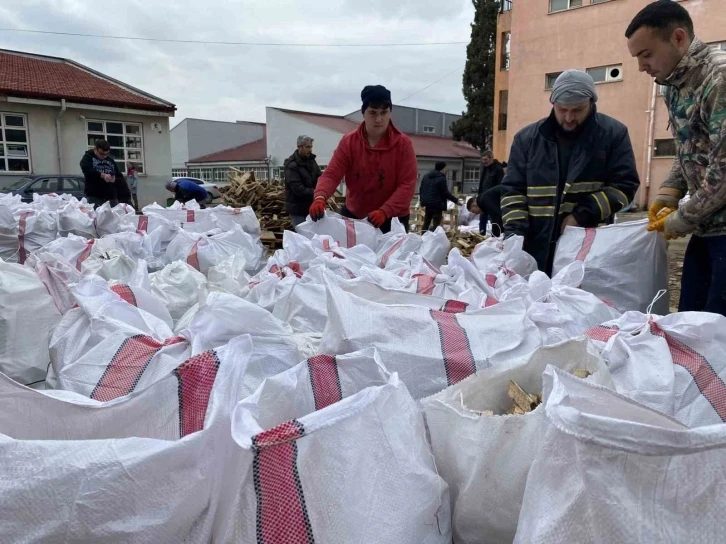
[189,136,268,163]
[279,109,480,159]
[0,49,175,112]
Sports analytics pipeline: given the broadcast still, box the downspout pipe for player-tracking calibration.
[55,98,67,174]
[641,82,657,209]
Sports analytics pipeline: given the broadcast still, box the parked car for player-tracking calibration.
[0,175,86,203]
[172,177,222,205]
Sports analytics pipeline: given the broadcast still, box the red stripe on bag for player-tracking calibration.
[575,228,597,261]
[137,215,149,233]
[307,355,342,410]
[485,274,497,288]
[322,239,331,251]
[423,258,441,275]
[17,211,32,264]
[91,335,186,402]
[430,310,477,385]
[651,323,726,422]
[187,241,201,270]
[76,239,95,271]
[441,300,468,314]
[253,420,315,544]
[380,238,405,268]
[187,210,195,222]
[344,218,356,248]
[173,349,221,437]
[342,266,356,279]
[414,274,435,295]
[110,284,138,306]
[234,208,241,215]
[584,325,620,342]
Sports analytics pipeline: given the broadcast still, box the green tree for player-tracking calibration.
[451,0,500,150]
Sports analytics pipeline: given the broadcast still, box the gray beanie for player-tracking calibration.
[165,180,177,192]
[550,70,598,105]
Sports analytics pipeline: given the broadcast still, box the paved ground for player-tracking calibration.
[618,211,687,313]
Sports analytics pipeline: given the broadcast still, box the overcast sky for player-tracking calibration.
[0,0,474,127]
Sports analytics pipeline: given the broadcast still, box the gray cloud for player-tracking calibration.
[0,0,472,126]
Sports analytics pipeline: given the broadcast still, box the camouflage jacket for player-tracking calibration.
[662,37,726,236]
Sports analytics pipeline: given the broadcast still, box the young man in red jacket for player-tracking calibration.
[309,85,417,233]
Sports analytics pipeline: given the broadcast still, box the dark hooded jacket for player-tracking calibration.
[80,149,131,204]
[419,169,458,212]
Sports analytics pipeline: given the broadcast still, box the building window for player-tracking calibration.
[172,169,188,178]
[0,113,31,173]
[501,0,512,12]
[87,120,144,174]
[586,64,623,84]
[545,72,562,90]
[654,139,677,157]
[501,32,511,71]
[272,166,284,179]
[549,0,582,13]
[422,125,436,134]
[251,167,269,181]
[464,168,480,184]
[213,168,228,183]
[498,90,509,131]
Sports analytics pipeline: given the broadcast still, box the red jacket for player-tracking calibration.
[314,122,417,219]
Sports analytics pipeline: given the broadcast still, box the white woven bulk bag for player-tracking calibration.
[214,350,452,544]
[422,339,612,544]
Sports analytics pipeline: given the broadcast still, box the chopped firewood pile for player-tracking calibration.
[448,230,487,258]
[219,170,291,229]
[505,369,592,415]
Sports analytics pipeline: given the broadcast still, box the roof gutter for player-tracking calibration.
[55,98,66,174]
[6,96,174,117]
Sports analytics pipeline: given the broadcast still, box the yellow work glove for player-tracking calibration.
[646,207,676,232]
[648,188,682,224]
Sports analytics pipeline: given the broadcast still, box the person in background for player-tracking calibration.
[285,135,321,230]
[500,70,640,274]
[165,178,208,208]
[477,151,505,234]
[419,162,461,232]
[628,0,726,315]
[461,197,481,227]
[309,85,417,233]
[80,139,132,208]
[127,163,139,210]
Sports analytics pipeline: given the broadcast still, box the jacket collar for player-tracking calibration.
[663,37,710,90]
[539,105,599,144]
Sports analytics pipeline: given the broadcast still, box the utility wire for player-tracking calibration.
[0,28,468,48]
[398,67,463,103]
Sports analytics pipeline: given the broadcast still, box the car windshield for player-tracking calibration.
[1,177,33,191]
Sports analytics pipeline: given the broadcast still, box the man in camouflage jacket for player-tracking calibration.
[628,1,726,315]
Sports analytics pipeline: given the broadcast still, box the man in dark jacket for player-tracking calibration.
[80,139,132,207]
[501,70,639,274]
[419,162,459,232]
[477,151,505,234]
[285,135,322,229]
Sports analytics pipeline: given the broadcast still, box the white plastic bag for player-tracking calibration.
[423,339,612,544]
[57,200,97,239]
[207,205,261,236]
[587,310,726,428]
[94,201,136,236]
[25,252,82,314]
[471,235,538,278]
[0,335,251,543]
[296,211,379,250]
[80,249,142,283]
[420,227,451,268]
[215,352,452,544]
[165,224,264,273]
[33,233,96,271]
[0,258,62,385]
[149,261,208,325]
[319,282,541,399]
[207,253,251,296]
[515,365,726,544]
[0,207,57,264]
[553,219,668,314]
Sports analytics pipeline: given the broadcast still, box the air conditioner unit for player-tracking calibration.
[606,65,623,82]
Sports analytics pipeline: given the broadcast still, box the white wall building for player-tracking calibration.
[0,48,175,206]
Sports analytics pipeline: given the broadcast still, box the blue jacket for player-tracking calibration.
[175,178,208,201]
